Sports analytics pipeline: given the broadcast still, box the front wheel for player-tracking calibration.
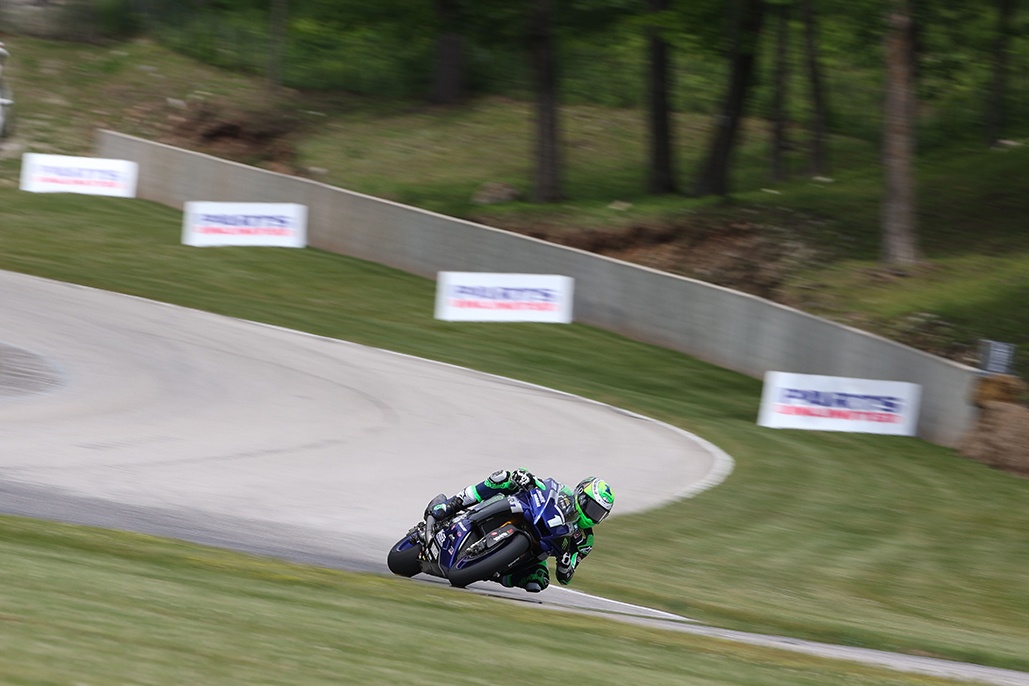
[387,537,422,577]
[446,532,531,588]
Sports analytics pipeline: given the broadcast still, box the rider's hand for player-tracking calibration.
[511,469,536,491]
[425,495,462,521]
[557,551,577,585]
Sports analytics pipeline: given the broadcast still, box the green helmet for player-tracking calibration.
[573,477,614,528]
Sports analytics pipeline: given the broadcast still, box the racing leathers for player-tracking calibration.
[426,468,594,592]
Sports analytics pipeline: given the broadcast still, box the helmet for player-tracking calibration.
[573,477,614,528]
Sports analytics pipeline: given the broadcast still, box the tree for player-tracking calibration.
[528,0,563,202]
[693,0,767,197]
[800,0,829,175]
[431,0,466,104]
[646,0,677,194]
[526,0,641,201]
[456,0,636,202]
[769,0,792,182]
[267,0,289,91]
[881,0,919,266]
[986,0,1017,146]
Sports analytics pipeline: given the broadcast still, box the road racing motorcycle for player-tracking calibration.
[387,478,576,588]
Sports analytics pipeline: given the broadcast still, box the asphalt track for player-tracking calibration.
[2,269,1028,686]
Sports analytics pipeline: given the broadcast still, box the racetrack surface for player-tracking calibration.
[0,269,723,616]
[3,269,1028,686]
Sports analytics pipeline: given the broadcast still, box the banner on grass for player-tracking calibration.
[182,202,307,248]
[758,371,921,436]
[434,272,574,323]
[20,153,138,197]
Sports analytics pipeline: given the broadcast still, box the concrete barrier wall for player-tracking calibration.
[97,130,979,447]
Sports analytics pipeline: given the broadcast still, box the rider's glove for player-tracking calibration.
[425,495,463,521]
[556,551,577,585]
[511,469,537,491]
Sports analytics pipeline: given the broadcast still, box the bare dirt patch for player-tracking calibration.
[480,213,822,301]
[159,97,305,175]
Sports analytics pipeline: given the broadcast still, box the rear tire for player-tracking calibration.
[387,537,422,577]
[447,532,531,588]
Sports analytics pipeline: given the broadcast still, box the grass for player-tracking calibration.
[2,35,1029,679]
[1,188,1028,676]
[0,516,972,686]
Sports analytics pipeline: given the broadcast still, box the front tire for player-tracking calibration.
[446,532,531,588]
[387,537,422,577]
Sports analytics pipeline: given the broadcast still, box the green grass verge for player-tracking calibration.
[0,515,986,686]
[1,188,1028,675]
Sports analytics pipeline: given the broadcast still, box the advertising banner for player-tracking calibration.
[20,153,138,197]
[758,371,921,436]
[182,202,307,248]
[434,272,574,323]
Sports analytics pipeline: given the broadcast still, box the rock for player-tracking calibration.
[972,374,1027,406]
[0,139,26,160]
[958,400,1029,476]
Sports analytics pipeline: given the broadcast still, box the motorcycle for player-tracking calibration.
[387,478,577,588]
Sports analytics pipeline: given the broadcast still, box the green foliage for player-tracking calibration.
[562,34,647,108]
[127,0,1029,145]
[153,3,437,96]
[56,0,144,40]
[157,9,269,75]
[97,0,145,37]
[286,20,433,96]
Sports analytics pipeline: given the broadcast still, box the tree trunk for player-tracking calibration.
[770,1,791,183]
[646,0,677,194]
[431,0,465,104]
[267,0,288,92]
[693,0,766,198]
[529,0,564,203]
[801,0,829,176]
[881,0,919,267]
[986,0,1016,146]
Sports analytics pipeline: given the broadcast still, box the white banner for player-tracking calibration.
[20,153,138,197]
[434,272,574,323]
[758,372,921,436]
[182,202,307,248]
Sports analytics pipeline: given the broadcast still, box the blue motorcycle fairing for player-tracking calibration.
[527,479,577,540]
[436,478,577,575]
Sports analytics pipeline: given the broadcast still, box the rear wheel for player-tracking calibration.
[446,532,530,588]
[387,537,422,577]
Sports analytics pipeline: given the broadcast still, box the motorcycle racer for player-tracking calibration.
[425,469,614,592]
